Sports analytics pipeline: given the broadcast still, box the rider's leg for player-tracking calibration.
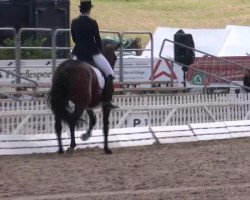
[93,53,118,109]
[93,53,114,77]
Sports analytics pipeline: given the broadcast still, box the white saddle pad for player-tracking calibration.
[91,66,105,89]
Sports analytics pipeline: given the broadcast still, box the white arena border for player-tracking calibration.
[1,120,250,155]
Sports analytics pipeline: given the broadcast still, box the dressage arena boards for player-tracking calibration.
[1,120,250,155]
[1,93,250,199]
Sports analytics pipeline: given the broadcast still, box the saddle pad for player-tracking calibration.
[91,66,105,89]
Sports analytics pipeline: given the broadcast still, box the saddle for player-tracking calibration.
[91,65,105,89]
[71,55,105,89]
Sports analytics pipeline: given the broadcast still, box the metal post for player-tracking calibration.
[15,31,21,84]
[51,30,57,75]
[182,67,186,87]
[122,31,154,80]
[117,32,123,82]
[159,38,250,91]
[17,28,53,85]
[100,31,123,82]
[170,61,174,87]
[52,29,71,75]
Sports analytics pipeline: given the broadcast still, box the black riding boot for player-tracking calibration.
[102,75,119,109]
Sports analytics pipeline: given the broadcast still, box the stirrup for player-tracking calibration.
[102,100,119,109]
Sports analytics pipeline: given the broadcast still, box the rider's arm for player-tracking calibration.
[71,28,76,44]
[93,20,102,51]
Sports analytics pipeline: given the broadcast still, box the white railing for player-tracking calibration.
[1,93,250,135]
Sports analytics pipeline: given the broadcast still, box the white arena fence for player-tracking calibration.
[1,120,250,155]
[1,93,250,135]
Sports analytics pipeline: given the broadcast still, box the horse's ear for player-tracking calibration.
[134,37,140,41]
[115,41,122,50]
[136,37,142,45]
[102,44,117,67]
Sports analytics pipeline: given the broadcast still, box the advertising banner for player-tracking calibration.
[0,57,181,85]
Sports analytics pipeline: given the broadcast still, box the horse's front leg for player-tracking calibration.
[102,107,112,154]
[81,109,96,141]
[55,115,64,154]
[67,105,84,154]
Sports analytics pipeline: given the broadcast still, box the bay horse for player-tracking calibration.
[47,44,117,154]
[129,37,143,56]
[101,37,142,56]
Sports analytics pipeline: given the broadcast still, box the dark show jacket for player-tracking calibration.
[71,15,102,61]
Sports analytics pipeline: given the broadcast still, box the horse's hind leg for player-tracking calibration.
[102,107,112,154]
[55,115,64,154]
[81,109,96,141]
[66,105,84,154]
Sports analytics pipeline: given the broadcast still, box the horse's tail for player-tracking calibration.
[47,62,71,123]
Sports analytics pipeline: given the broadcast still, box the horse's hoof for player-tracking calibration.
[81,133,90,141]
[57,149,64,154]
[104,148,112,154]
[66,147,74,155]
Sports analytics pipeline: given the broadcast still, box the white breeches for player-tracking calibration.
[93,53,114,77]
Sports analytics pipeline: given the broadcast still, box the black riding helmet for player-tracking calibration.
[79,0,94,13]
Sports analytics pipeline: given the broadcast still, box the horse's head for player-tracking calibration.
[126,37,143,56]
[131,37,143,56]
[102,44,117,69]
[102,38,121,52]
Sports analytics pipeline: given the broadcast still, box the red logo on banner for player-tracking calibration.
[151,59,177,80]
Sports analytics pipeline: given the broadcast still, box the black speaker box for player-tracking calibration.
[174,30,195,67]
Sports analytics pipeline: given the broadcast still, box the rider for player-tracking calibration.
[71,0,118,109]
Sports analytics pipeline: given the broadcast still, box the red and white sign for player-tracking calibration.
[114,57,182,84]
